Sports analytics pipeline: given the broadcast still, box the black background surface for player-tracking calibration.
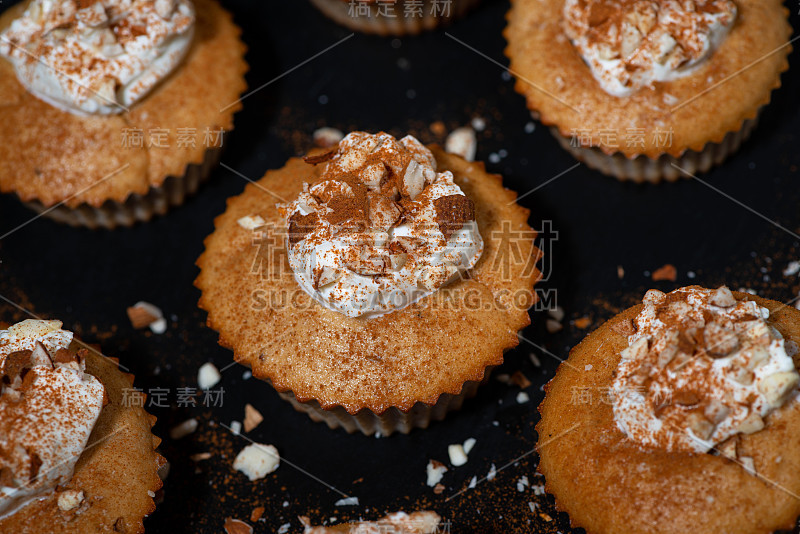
[1,0,799,532]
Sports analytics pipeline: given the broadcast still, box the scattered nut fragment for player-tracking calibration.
[126,302,165,333]
[198,362,221,390]
[243,404,264,433]
[574,316,592,329]
[334,496,359,506]
[250,506,265,522]
[547,306,565,322]
[430,121,446,137]
[433,483,445,495]
[169,418,198,440]
[426,460,448,487]
[447,444,468,467]
[313,127,344,148]
[230,421,242,436]
[510,371,531,389]
[783,261,800,277]
[444,126,477,162]
[617,265,625,279]
[233,443,280,481]
[463,438,477,455]
[224,517,253,534]
[190,452,212,462]
[57,489,84,511]
[545,319,563,334]
[237,215,265,230]
[651,264,677,282]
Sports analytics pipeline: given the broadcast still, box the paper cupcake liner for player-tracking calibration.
[22,147,222,230]
[550,116,759,183]
[276,365,494,436]
[309,0,482,35]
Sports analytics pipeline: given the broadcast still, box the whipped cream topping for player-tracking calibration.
[612,286,800,454]
[563,0,737,97]
[0,0,195,115]
[280,132,484,319]
[0,320,105,518]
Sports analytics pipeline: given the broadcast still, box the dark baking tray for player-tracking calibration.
[1,0,798,532]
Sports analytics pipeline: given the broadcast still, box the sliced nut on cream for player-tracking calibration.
[401,160,426,200]
[710,286,737,308]
[313,266,342,289]
[704,322,739,357]
[368,192,401,230]
[757,372,800,408]
[686,412,715,441]
[736,412,765,435]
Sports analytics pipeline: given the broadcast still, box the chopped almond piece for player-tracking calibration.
[224,518,253,534]
[652,264,677,282]
[250,506,265,522]
[510,371,531,389]
[243,404,264,432]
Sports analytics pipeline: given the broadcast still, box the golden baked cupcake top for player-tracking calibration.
[505,0,792,158]
[279,131,484,319]
[0,0,196,115]
[196,132,539,415]
[0,0,248,210]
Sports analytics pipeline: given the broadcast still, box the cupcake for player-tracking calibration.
[302,511,441,533]
[0,0,248,228]
[0,319,164,533]
[537,286,800,533]
[505,0,792,182]
[310,0,482,35]
[196,131,540,435]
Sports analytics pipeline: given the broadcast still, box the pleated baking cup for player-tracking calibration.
[309,0,482,35]
[550,115,759,183]
[275,365,494,436]
[21,147,222,230]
